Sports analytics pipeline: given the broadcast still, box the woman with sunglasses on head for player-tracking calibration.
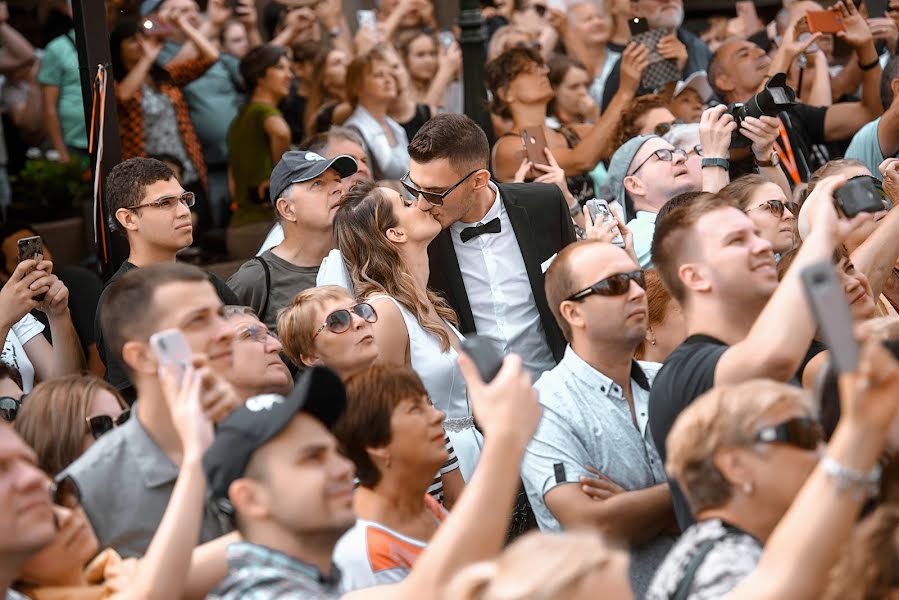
[487,44,649,206]
[12,365,237,598]
[334,180,483,483]
[279,284,464,508]
[645,379,823,600]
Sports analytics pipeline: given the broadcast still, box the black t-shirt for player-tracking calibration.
[33,264,103,355]
[778,104,829,183]
[649,334,729,529]
[399,103,432,144]
[279,80,308,146]
[95,261,239,404]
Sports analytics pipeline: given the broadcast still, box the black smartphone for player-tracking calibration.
[629,16,650,36]
[460,336,504,384]
[801,261,859,373]
[16,235,46,302]
[834,176,885,217]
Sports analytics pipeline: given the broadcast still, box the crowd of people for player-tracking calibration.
[3,0,899,597]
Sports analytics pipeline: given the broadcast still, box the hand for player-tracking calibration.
[619,42,651,93]
[546,8,566,35]
[580,465,626,500]
[699,104,737,160]
[837,338,899,437]
[582,205,624,243]
[316,0,343,30]
[0,260,44,328]
[137,35,164,63]
[805,175,874,245]
[0,2,9,25]
[512,157,532,183]
[778,20,822,64]
[190,356,241,423]
[657,32,688,72]
[531,147,568,192]
[160,365,215,460]
[868,17,899,51]
[284,7,317,35]
[880,157,899,205]
[438,42,462,78]
[616,211,637,263]
[740,115,780,162]
[458,352,541,449]
[835,0,874,49]
[205,0,232,29]
[735,0,765,36]
[234,0,257,27]
[353,22,383,55]
[33,262,69,320]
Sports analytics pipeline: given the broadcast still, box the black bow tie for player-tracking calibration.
[460,217,501,243]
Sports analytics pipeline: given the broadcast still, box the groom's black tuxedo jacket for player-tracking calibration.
[427,182,578,363]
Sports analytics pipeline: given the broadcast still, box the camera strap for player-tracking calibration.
[774,118,801,185]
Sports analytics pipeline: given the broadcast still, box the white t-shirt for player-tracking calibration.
[2,313,45,392]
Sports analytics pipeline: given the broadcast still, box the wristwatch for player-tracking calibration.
[701,157,729,170]
[755,151,780,168]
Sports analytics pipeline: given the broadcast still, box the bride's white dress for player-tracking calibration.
[371,295,483,482]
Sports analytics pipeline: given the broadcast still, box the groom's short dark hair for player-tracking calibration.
[408,114,490,176]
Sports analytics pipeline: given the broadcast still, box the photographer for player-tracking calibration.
[708,2,883,185]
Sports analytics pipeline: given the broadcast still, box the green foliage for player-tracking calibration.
[10,158,92,221]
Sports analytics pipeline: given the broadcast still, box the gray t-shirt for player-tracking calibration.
[227,250,320,331]
[522,346,674,598]
[61,409,232,557]
[846,117,894,180]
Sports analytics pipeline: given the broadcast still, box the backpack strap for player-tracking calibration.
[254,255,271,320]
[670,525,742,600]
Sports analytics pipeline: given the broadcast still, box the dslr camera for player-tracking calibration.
[727,73,797,148]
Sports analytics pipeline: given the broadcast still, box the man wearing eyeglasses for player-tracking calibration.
[221,305,292,400]
[520,240,676,598]
[95,157,239,403]
[407,114,577,379]
[605,134,699,268]
[0,425,56,600]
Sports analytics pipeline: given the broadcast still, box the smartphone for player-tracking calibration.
[141,15,174,37]
[629,16,650,36]
[17,236,45,302]
[357,9,376,31]
[834,176,885,217]
[801,262,859,373]
[149,328,192,385]
[585,199,625,247]
[460,336,504,384]
[438,30,455,50]
[806,9,846,33]
[520,127,549,166]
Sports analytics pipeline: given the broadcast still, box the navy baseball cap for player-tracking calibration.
[269,151,358,203]
[204,366,347,501]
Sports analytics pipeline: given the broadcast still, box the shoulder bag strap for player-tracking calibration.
[670,537,722,600]
[254,255,271,319]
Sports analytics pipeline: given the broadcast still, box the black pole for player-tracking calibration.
[70,0,127,276]
[458,0,494,147]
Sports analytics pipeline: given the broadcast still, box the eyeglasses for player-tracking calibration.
[754,417,823,451]
[566,270,645,302]
[401,170,481,207]
[86,409,131,440]
[684,144,703,157]
[126,191,196,211]
[312,303,378,339]
[50,475,81,509]
[236,325,278,344]
[848,175,893,210]
[747,199,799,218]
[0,396,20,422]
[628,148,688,177]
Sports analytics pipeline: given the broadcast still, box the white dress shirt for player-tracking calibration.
[449,183,556,378]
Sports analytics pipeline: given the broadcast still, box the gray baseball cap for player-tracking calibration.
[605,135,658,221]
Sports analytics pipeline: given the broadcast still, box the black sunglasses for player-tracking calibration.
[754,417,823,451]
[0,396,20,422]
[50,475,81,509]
[400,170,480,207]
[748,199,799,218]
[86,409,131,440]
[567,270,645,302]
[629,148,688,176]
[312,303,378,339]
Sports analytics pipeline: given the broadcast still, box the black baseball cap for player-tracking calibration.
[204,366,347,501]
[269,150,358,203]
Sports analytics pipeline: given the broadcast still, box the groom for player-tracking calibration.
[405,114,577,378]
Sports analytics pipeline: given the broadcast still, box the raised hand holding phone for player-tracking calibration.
[159,364,214,460]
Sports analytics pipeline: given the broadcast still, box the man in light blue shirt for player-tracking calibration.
[604,135,697,268]
[846,55,899,179]
[521,240,677,598]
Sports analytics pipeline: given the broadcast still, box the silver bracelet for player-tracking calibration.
[821,455,881,500]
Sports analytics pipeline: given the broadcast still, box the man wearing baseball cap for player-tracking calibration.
[205,365,355,599]
[227,151,357,332]
[604,135,699,268]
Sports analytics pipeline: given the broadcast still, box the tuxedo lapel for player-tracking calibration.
[503,200,544,298]
[428,228,476,333]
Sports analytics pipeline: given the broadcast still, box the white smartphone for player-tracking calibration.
[356,9,376,31]
[585,199,625,247]
[439,30,455,50]
[149,328,192,384]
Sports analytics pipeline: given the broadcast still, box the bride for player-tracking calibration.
[333,180,482,481]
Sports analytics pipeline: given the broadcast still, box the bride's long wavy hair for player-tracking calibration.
[334,180,458,351]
